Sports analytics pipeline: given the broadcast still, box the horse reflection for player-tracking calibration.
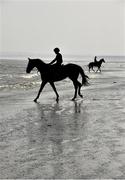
[74,100,83,113]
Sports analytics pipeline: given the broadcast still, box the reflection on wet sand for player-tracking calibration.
[25,100,87,178]
[74,100,83,113]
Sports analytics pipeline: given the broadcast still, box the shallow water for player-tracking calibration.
[0,59,40,90]
[0,56,125,91]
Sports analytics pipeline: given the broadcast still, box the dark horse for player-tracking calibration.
[88,58,105,72]
[26,58,89,102]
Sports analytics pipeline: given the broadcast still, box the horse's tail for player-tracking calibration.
[79,67,89,86]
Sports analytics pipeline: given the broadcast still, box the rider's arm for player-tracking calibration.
[49,54,58,65]
[49,58,56,65]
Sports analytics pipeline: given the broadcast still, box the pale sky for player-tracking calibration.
[0,0,125,57]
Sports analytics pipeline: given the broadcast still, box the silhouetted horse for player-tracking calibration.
[26,58,89,102]
[88,58,105,72]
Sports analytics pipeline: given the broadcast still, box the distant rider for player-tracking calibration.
[94,56,97,63]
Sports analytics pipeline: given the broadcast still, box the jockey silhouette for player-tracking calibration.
[94,56,97,63]
[49,48,63,67]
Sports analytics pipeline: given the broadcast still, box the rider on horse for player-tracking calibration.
[49,48,63,67]
[94,56,97,63]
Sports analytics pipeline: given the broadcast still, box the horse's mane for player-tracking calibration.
[35,58,45,63]
[32,58,47,65]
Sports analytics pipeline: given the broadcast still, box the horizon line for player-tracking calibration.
[0,52,125,58]
[0,55,125,61]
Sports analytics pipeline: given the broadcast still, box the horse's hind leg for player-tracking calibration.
[96,67,101,72]
[72,80,78,101]
[77,81,83,98]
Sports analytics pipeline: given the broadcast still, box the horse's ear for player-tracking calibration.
[28,57,31,61]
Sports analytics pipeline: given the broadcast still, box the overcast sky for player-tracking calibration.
[0,0,125,57]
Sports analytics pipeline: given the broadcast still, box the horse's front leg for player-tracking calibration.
[49,82,59,102]
[34,81,47,102]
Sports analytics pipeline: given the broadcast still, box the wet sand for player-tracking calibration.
[0,61,125,179]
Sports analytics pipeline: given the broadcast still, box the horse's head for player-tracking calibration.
[26,58,36,73]
[101,58,105,63]
[26,58,47,73]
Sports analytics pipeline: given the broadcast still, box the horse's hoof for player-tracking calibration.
[34,99,37,103]
[71,98,75,101]
[79,95,83,98]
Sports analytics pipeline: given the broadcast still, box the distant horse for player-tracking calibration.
[88,58,105,72]
[26,58,89,102]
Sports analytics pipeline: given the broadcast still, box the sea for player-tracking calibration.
[0,59,40,91]
[0,56,125,92]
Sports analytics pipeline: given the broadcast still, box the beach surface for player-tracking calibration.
[0,58,125,179]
